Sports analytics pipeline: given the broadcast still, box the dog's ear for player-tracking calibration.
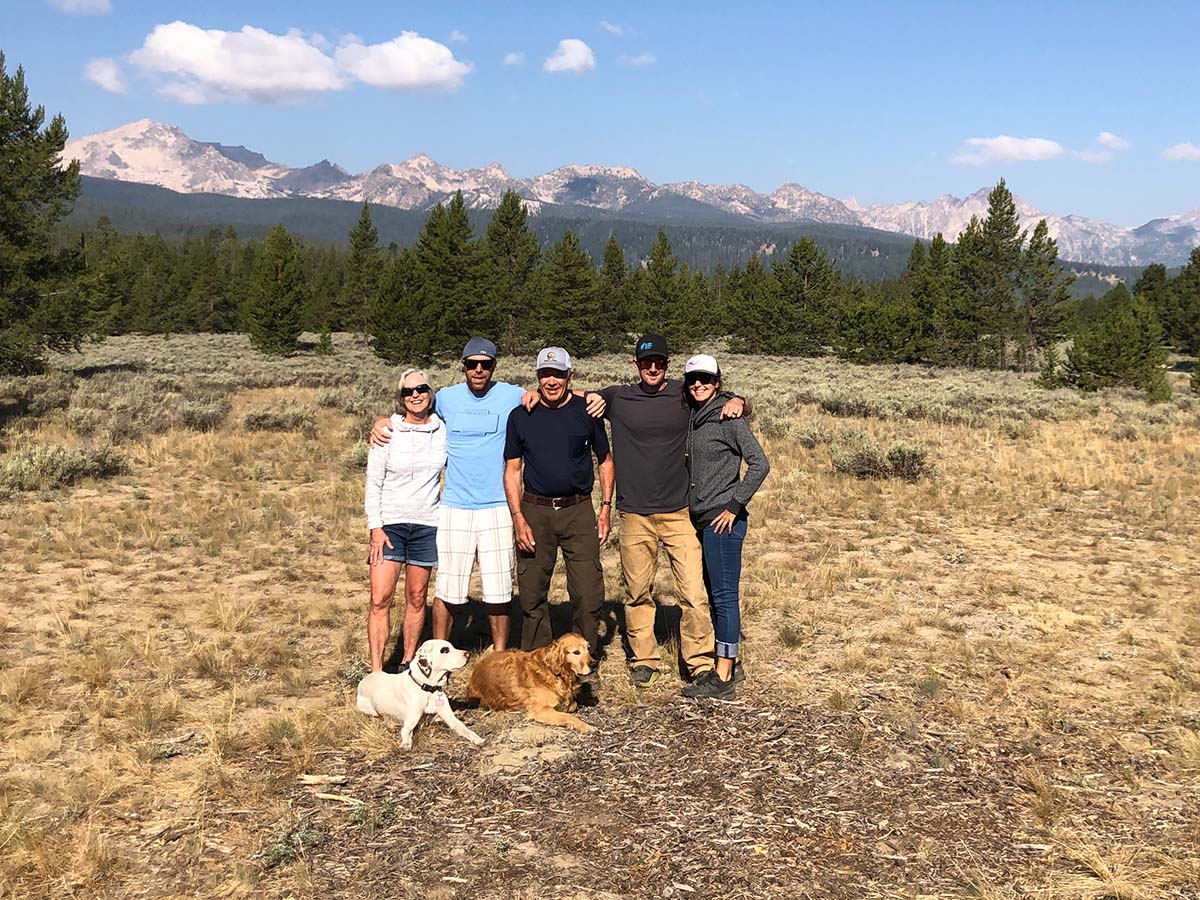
[546,640,568,675]
[416,653,433,679]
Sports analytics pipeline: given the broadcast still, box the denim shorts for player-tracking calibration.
[381,523,438,567]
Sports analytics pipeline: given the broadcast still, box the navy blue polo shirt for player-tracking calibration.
[504,395,610,498]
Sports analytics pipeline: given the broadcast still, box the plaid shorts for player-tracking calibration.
[435,505,515,606]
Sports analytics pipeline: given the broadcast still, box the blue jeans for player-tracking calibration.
[698,514,747,659]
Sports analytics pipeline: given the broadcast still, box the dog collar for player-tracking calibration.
[408,669,444,694]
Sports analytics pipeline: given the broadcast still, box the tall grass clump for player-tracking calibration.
[0,444,127,493]
[831,430,932,482]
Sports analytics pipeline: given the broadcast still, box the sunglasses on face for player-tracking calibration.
[686,373,718,386]
[536,368,567,380]
[637,357,667,370]
[463,358,496,372]
[400,384,432,398]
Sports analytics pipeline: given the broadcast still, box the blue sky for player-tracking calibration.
[4,0,1200,225]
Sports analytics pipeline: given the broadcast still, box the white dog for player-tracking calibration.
[356,639,485,750]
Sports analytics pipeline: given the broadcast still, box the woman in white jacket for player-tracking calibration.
[365,369,447,672]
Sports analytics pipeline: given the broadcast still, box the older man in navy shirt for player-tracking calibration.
[504,347,614,661]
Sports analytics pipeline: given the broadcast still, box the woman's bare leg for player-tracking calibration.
[401,565,432,664]
[368,560,402,671]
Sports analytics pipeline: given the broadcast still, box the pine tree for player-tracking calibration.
[1020,219,1074,362]
[977,180,1026,367]
[370,248,432,363]
[481,191,540,350]
[415,192,483,353]
[726,254,775,353]
[244,225,305,355]
[1166,247,1200,353]
[598,234,631,350]
[0,52,89,374]
[772,238,839,355]
[940,218,989,366]
[334,202,381,332]
[1065,286,1169,400]
[536,231,602,355]
[635,229,682,338]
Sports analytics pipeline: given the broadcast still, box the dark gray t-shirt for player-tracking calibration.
[598,379,690,515]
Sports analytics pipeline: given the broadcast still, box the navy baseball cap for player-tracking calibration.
[461,337,498,360]
[634,333,668,360]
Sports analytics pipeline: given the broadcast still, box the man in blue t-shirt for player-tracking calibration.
[504,347,614,660]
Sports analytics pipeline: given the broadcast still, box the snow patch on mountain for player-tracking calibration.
[61,119,1200,266]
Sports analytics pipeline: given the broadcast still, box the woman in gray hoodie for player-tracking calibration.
[680,354,770,700]
[364,368,446,672]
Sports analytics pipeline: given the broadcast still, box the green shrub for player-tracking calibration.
[0,444,127,492]
[178,397,231,431]
[343,439,370,471]
[243,403,316,435]
[831,431,932,482]
[795,421,831,449]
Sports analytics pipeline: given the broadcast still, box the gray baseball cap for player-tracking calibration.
[536,347,572,372]
[461,337,498,360]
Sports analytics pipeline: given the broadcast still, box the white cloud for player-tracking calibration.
[335,32,471,91]
[626,52,655,66]
[951,135,1065,166]
[129,22,345,103]
[127,22,470,103]
[599,20,624,36]
[1096,131,1132,151]
[544,38,595,74]
[1163,142,1200,161]
[84,57,125,93]
[1074,148,1112,164]
[448,30,468,43]
[503,52,526,66]
[48,0,111,13]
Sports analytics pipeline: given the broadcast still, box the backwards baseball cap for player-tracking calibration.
[461,337,498,360]
[536,346,572,372]
[684,354,720,377]
[634,333,668,360]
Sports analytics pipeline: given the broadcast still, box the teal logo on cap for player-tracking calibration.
[640,341,652,349]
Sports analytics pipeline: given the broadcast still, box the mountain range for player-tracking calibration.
[62,119,1200,267]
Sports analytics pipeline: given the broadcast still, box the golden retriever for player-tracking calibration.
[466,633,596,733]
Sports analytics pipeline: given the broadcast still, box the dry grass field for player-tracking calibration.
[1,334,1198,900]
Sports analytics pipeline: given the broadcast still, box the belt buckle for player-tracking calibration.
[551,496,566,510]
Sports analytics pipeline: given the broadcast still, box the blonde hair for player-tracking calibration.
[394,368,432,414]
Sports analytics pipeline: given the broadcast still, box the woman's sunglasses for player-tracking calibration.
[400,384,432,398]
[685,373,718,386]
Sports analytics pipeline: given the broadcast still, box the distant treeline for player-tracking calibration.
[73,183,1200,391]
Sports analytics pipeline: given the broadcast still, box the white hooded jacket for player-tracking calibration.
[364,414,447,530]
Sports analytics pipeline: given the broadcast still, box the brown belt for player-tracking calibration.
[522,492,590,510]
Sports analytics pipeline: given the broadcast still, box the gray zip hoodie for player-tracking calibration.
[686,392,770,524]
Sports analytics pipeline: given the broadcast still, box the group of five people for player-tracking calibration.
[364,334,770,700]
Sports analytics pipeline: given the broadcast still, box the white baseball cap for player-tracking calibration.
[536,346,572,372]
[683,354,720,376]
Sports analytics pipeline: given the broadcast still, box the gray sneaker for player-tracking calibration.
[629,666,659,687]
[682,671,736,700]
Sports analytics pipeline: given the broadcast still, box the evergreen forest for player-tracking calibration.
[4,52,1199,399]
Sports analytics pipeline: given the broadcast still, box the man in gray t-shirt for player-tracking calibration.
[597,333,743,686]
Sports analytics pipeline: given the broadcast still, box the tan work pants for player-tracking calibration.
[618,508,714,677]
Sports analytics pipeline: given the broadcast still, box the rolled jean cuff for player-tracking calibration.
[715,640,739,659]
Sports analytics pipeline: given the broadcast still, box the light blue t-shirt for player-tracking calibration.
[436,381,526,509]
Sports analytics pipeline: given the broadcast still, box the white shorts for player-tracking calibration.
[435,505,515,606]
